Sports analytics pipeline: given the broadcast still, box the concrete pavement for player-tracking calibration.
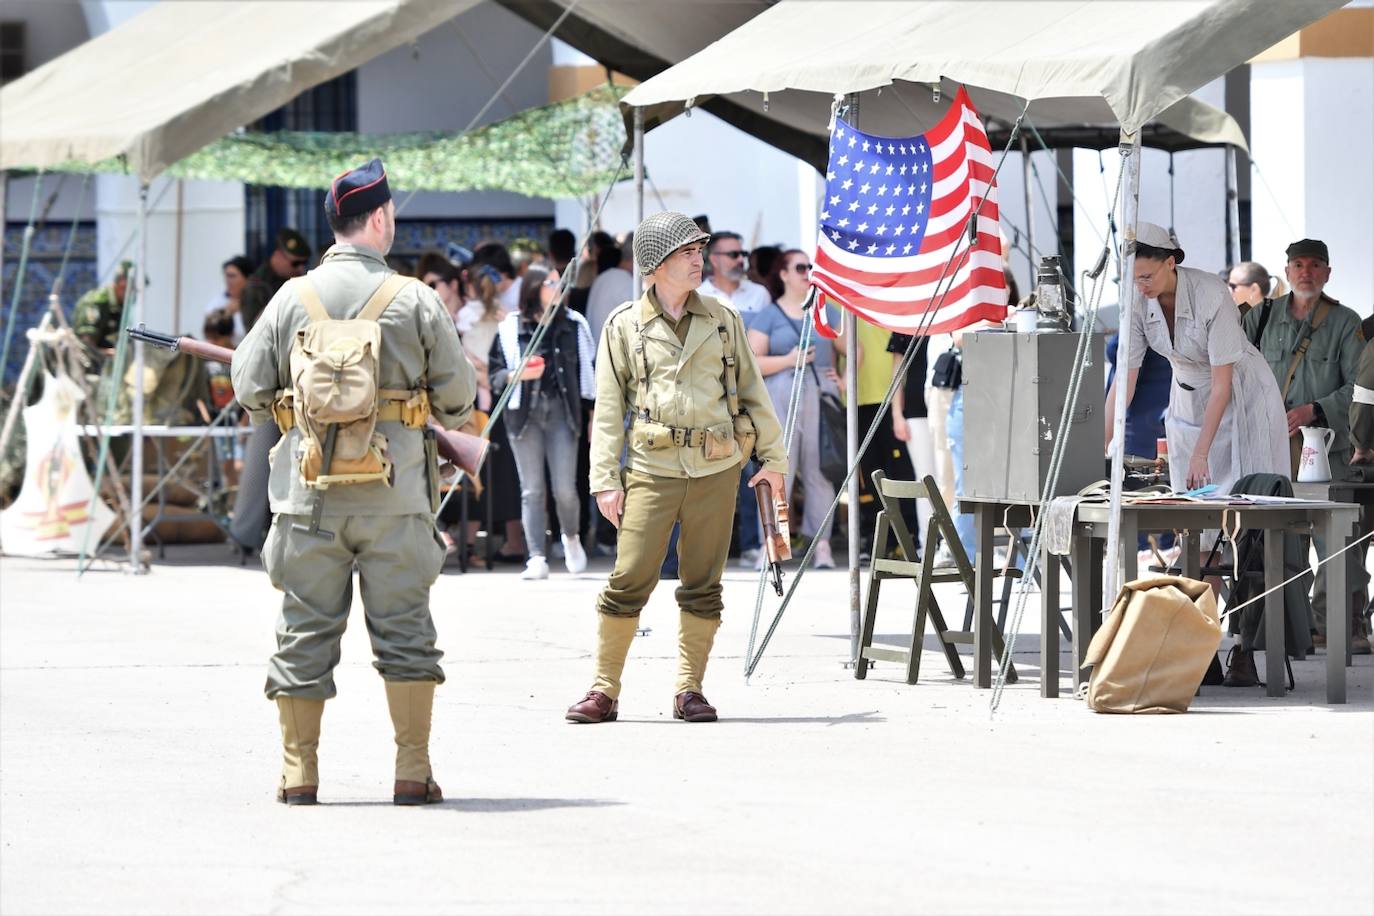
[1,544,1371,914]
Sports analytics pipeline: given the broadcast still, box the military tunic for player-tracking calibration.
[72,284,126,353]
[1129,266,1289,494]
[1242,292,1363,468]
[231,243,476,699]
[590,289,787,619]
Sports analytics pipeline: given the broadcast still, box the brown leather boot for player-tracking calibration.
[673,691,718,722]
[566,690,618,723]
[1222,645,1260,688]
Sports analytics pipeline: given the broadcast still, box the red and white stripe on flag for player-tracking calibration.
[809,87,1008,338]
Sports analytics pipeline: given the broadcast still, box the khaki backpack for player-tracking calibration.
[274,273,430,489]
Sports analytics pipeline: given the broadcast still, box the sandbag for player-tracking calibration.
[1083,575,1221,714]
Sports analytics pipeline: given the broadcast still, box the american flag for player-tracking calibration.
[810,87,1007,337]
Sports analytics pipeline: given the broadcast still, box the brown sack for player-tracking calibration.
[1083,576,1221,714]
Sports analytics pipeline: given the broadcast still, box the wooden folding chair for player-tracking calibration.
[856,472,1018,685]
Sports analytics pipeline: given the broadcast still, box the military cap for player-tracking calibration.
[634,210,710,276]
[1132,222,1186,263]
[325,157,392,219]
[1285,238,1329,263]
[276,227,312,260]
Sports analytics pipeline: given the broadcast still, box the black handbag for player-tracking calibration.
[931,346,962,389]
[817,388,848,485]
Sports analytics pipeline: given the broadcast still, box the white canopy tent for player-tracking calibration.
[0,0,480,570]
[619,0,1347,680]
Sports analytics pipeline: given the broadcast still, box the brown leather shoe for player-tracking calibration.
[1222,646,1260,688]
[276,784,318,806]
[566,691,618,723]
[394,777,443,806]
[673,691,718,722]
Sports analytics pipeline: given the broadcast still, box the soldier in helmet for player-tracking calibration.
[565,211,788,725]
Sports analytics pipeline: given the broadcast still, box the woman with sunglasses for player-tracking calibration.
[745,249,840,568]
[489,266,596,579]
[1105,223,1288,494]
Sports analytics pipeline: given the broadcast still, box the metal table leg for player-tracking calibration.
[1263,527,1285,698]
[1326,509,1350,703]
[1040,541,1060,698]
[973,502,997,688]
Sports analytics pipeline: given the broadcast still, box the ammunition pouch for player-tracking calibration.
[631,418,676,451]
[703,421,738,460]
[273,388,430,433]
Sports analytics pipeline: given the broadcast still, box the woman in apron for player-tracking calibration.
[1105,223,1288,493]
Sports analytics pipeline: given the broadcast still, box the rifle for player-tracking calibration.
[126,325,488,479]
[754,479,792,596]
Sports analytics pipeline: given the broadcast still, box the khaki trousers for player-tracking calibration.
[597,467,739,619]
[262,513,447,699]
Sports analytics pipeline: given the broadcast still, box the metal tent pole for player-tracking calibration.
[844,92,862,667]
[632,106,645,300]
[1104,134,1142,601]
[1225,146,1242,268]
[1021,134,1034,272]
[129,182,149,573]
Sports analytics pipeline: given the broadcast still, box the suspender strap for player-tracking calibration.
[293,277,329,322]
[719,321,742,418]
[1281,300,1331,402]
[632,318,653,419]
[359,273,412,322]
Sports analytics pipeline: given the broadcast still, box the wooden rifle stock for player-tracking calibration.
[125,324,488,479]
[755,479,791,596]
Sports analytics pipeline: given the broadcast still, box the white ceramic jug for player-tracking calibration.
[1297,425,1336,483]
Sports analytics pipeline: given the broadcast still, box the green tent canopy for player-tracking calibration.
[37,86,629,199]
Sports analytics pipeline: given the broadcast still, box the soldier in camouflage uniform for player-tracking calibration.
[72,260,134,364]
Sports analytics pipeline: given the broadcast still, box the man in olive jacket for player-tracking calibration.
[566,211,788,724]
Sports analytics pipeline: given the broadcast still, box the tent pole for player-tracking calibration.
[1021,134,1034,272]
[129,182,149,574]
[1225,146,1242,267]
[632,106,644,300]
[1105,134,1142,602]
[843,91,861,668]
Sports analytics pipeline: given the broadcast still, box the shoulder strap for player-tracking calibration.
[719,315,742,418]
[293,277,329,323]
[632,318,653,420]
[1250,298,1273,348]
[359,273,412,322]
[1281,300,1333,401]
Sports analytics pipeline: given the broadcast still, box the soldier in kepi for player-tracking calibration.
[230,158,475,805]
[566,211,788,725]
